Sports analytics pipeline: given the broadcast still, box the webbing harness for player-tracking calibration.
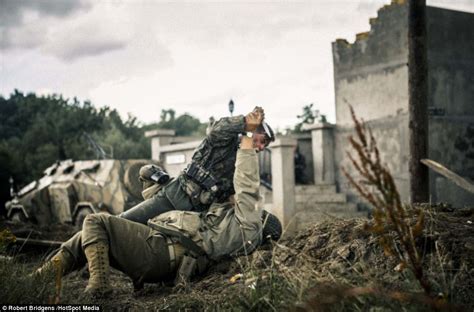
[147,220,209,285]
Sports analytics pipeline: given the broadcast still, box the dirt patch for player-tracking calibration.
[1,204,473,310]
[1,217,77,242]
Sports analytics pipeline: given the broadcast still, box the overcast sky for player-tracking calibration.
[1,0,473,130]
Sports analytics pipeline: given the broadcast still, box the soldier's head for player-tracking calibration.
[261,210,282,243]
[253,121,275,152]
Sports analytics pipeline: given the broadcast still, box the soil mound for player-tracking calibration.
[1,204,472,310]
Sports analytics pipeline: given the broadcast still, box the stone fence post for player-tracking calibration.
[144,129,176,161]
[304,122,335,184]
[269,137,297,229]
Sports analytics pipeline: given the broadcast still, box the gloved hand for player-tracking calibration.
[245,106,265,131]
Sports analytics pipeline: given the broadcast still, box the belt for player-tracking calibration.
[164,236,186,272]
[166,236,176,272]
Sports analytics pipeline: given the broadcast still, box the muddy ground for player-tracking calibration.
[1,204,473,311]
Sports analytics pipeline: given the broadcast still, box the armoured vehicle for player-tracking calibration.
[5,159,157,227]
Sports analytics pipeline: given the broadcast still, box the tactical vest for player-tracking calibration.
[180,116,244,209]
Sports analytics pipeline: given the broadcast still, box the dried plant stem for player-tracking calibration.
[342,106,431,295]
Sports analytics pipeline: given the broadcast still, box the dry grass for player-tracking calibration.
[1,107,472,310]
[342,106,431,295]
[1,207,472,311]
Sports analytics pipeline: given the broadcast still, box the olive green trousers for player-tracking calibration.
[119,178,194,224]
[61,213,183,284]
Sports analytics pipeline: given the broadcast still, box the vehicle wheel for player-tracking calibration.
[73,207,93,229]
[10,211,27,223]
[124,161,149,199]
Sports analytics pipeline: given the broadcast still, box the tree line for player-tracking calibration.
[0,90,206,214]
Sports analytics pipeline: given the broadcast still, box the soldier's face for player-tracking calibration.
[253,133,267,152]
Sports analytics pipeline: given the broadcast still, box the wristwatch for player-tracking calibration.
[245,132,254,138]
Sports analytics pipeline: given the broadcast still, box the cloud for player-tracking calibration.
[0,0,92,52]
[0,0,91,27]
[43,23,128,62]
[428,0,474,13]
[48,40,126,62]
[356,0,389,14]
[0,23,46,49]
[0,0,130,62]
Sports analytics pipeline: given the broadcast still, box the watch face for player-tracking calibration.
[246,132,253,138]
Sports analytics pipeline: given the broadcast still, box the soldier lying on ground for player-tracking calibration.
[119,106,275,224]
[34,133,282,297]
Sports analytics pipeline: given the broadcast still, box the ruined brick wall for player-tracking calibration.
[332,2,474,206]
[332,2,410,203]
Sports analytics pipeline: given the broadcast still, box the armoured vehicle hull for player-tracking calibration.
[6,159,157,226]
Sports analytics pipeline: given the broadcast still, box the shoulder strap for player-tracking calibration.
[147,220,206,257]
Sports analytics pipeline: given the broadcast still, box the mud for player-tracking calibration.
[1,204,473,310]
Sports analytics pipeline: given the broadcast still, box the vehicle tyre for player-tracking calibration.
[124,161,149,199]
[10,211,27,223]
[73,207,93,228]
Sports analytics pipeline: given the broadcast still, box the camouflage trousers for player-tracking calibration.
[61,213,184,284]
[119,178,194,225]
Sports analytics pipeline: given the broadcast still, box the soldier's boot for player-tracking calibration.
[84,242,112,298]
[33,249,75,278]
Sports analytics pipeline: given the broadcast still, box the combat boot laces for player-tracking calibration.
[84,242,112,297]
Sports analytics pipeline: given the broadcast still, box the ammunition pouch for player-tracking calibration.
[185,162,218,192]
[182,162,219,207]
[175,254,209,285]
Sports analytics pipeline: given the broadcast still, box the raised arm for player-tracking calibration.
[207,116,245,146]
[232,135,261,231]
[207,106,265,146]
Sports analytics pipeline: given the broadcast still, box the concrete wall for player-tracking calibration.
[335,114,410,204]
[427,7,474,116]
[426,7,474,205]
[332,2,411,202]
[157,134,314,185]
[159,141,201,177]
[332,2,474,206]
[429,119,474,206]
[333,2,409,126]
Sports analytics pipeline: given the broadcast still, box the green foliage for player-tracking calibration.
[0,90,206,213]
[144,109,206,136]
[293,103,327,133]
[0,91,111,186]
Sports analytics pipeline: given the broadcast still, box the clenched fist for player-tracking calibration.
[244,106,265,131]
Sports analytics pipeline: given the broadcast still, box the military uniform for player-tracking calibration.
[58,149,262,285]
[119,115,245,224]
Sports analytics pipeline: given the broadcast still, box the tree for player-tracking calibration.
[0,91,149,213]
[293,103,326,133]
[0,90,207,214]
[144,109,206,136]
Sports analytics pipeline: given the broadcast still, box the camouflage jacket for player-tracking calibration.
[149,149,262,260]
[179,115,245,206]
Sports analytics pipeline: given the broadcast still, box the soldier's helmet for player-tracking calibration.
[261,210,282,242]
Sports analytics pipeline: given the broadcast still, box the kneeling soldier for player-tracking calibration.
[34,131,282,297]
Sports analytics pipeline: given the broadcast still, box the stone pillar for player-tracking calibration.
[269,137,297,229]
[144,129,176,161]
[304,122,335,184]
